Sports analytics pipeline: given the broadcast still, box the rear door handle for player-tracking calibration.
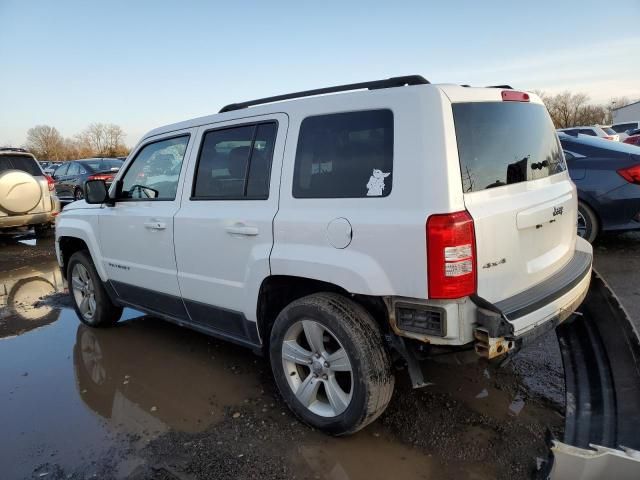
[144,221,166,230]
[225,223,259,236]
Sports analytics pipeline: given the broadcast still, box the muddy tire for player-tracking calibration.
[577,201,599,243]
[269,292,394,435]
[33,223,52,237]
[67,250,122,328]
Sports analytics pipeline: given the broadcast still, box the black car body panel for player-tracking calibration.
[561,134,640,233]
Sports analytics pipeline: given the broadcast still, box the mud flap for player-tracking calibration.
[555,269,640,450]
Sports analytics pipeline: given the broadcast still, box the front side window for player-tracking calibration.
[193,122,277,199]
[293,110,394,198]
[120,135,189,200]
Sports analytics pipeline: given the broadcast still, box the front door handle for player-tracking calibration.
[225,223,259,236]
[144,221,166,230]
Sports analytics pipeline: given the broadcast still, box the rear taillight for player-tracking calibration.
[501,90,530,102]
[617,164,640,185]
[88,173,115,181]
[45,175,55,191]
[426,211,477,299]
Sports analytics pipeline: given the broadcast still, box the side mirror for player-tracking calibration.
[84,180,109,204]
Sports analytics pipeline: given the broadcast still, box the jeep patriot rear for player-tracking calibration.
[55,75,592,434]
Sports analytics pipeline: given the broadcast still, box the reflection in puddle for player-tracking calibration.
[74,319,262,435]
[0,255,65,339]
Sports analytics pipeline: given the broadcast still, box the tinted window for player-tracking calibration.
[80,159,123,172]
[0,155,42,175]
[67,163,80,175]
[612,123,636,133]
[120,135,189,200]
[193,122,277,199]
[453,102,565,192]
[293,110,393,198]
[54,163,68,176]
[601,127,616,135]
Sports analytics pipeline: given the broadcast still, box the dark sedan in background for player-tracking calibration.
[52,158,123,201]
[560,132,640,242]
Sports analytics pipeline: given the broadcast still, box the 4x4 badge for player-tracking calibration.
[553,206,564,216]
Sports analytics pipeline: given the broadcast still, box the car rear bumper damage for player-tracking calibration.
[474,247,592,359]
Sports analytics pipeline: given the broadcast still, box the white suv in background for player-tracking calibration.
[0,148,60,235]
[55,76,592,435]
[611,121,640,141]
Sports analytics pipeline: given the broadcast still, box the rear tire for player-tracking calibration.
[269,292,394,435]
[34,223,52,237]
[74,188,84,201]
[67,250,122,327]
[577,202,599,243]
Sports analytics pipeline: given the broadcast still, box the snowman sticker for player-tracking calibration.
[366,169,390,196]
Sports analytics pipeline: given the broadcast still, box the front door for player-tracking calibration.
[97,132,194,317]
[173,115,287,341]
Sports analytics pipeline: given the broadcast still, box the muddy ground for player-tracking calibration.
[0,232,638,480]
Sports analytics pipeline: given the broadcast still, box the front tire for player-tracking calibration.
[74,187,84,201]
[67,250,122,327]
[577,201,599,243]
[269,293,394,435]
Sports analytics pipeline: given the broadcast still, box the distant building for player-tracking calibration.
[612,100,640,123]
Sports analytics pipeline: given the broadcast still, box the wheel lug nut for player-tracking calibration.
[324,362,329,368]
[312,373,318,378]
[322,374,328,380]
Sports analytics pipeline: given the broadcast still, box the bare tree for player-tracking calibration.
[538,91,614,128]
[25,125,66,160]
[77,123,128,157]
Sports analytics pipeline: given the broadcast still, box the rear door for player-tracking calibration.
[450,94,576,303]
[173,114,287,339]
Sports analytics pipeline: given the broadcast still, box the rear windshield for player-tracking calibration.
[601,127,616,135]
[0,155,42,176]
[80,159,123,172]
[453,102,565,193]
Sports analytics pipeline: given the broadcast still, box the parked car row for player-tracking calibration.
[558,121,640,142]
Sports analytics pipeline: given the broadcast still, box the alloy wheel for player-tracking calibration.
[71,263,96,321]
[281,319,353,417]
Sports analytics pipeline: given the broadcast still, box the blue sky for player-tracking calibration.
[1,0,639,147]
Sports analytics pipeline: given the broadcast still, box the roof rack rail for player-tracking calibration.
[486,85,513,89]
[0,147,28,153]
[219,75,429,113]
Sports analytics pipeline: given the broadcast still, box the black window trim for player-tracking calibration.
[292,108,395,199]
[189,119,279,201]
[115,133,191,203]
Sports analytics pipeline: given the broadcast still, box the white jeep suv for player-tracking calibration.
[55,76,592,435]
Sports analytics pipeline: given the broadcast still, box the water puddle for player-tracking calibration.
[0,238,563,479]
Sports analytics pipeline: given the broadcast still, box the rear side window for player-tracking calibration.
[192,122,277,199]
[0,155,42,176]
[612,123,637,133]
[293,110,394,198]
[453,102,565,193]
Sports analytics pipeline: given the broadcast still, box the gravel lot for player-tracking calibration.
[1,232,638,480]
